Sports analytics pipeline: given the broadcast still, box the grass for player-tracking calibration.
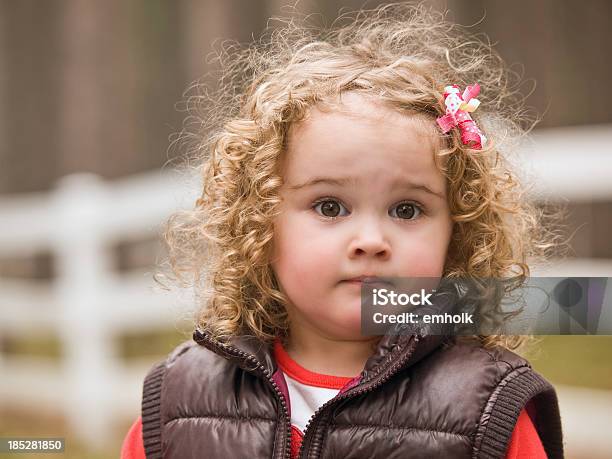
[0,329,188,459]
[0,407,131,459]
[529,335,612,390]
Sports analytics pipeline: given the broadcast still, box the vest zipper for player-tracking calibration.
[194,330,423,459]
[296,336,420,458]
[194,331,293,459]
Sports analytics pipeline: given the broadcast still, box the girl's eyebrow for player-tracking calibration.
[288,176,445,199]
[288,177,357,190]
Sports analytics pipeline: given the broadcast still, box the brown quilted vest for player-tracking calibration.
[141,325,564,459]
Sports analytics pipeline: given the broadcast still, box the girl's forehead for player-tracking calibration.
[282,93,447,194]
[287,93,441,157]
[291,92,440,143]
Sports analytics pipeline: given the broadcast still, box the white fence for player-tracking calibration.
[0,124,611,454]
[0,171,199,450]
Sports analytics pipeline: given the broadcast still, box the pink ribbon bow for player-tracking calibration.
[436,84,487,150]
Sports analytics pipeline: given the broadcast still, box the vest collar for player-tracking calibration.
[193,329,277,377]
[193,290,456,383]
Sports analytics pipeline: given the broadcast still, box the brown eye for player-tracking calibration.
[314,200,347,218]
[390,202,421,220]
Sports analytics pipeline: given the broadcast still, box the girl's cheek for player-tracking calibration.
[397,237,449,277]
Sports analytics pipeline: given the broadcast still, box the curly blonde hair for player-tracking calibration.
[160,2,561,351]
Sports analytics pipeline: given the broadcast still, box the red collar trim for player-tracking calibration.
[273,340,355,389]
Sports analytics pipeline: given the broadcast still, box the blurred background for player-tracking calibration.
[0,1,610,458]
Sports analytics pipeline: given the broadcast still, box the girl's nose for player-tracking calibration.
[347,223,391,261]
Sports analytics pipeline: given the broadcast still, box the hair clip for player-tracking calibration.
[436,84,487,150]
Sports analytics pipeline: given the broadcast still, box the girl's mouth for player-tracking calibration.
[343,277,395,289]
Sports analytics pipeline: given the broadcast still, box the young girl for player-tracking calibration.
[122,4,564,458]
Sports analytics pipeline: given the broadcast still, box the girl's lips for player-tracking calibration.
[343,278,394,288]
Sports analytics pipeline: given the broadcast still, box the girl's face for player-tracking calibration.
[271,93,453,341]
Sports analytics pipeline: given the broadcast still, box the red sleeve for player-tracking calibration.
[505,408,547,459]
[121,417,146,459]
